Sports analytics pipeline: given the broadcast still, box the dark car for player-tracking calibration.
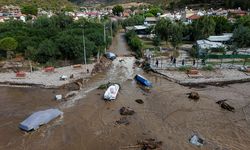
[105,52,116,61]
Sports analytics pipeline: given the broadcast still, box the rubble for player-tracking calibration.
[64,91,78,99]
[187,92,200,100]
[135,99,144,104]
[120,107,135,115]
[116,117,129,125]
[189,134,204,146]
[216,99,235,112]
[137,138,163,149]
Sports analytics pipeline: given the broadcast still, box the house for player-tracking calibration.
[196,40,225,56]
[186,14,201,24]
[0,16,5,22]
[126,25,148,35]
[207,33,233,44]
[0,5,21,17]
[228,9,247,17]
[144,17,159,26]
[160,13,175,21]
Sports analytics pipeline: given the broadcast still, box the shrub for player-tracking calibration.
[202,65,214,71]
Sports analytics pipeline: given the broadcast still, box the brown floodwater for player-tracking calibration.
[1,32,250,150]
[1,71,250,150]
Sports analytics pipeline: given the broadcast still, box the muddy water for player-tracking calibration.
[1,32,250,150]
[1,69,250,150]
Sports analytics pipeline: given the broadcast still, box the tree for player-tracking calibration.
[112,5,124,16]
[125,30,143,57]
[170,23,183,49]
[153,35,161,46]
[21,5,38,16]
[144,13,154,17]
[55,34,82,61]
[213,16,232,35]
[233,25,250,48]
[36,39,60,63]
[130,6,137,12]
[0,37,18,58]
[235,15,250,29]
[155,18,172,42]
[192,16,216,40]
[122,15,145,28]
[148,6,163,16]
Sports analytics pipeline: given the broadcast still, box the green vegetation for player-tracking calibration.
[233,15,250,48]
[147,6,163,16]
[0,37,18,52]
[21,4,38,16]
[112,5,124,16]
[178,66,191,71]
[192,16,216,40]
[213,16,233,35]
[201,65,214,71]
[125,30,143,57]
[0,15,116,64]
[122,15,145,28]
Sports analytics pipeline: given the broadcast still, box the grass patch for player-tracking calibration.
[178,66,192,72]
[201,65,214,71]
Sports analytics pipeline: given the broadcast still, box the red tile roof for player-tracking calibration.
[188,14,201,20]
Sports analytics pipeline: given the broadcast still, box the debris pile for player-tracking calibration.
[135,99,144,104]
[137,138,163,149]
[91,57,112,75]
[216,99,235,112]
[187,92,200,100]
[64,91,78,99]
[120,107,135,115]
[116,117,129,125]
[189,134,204,146]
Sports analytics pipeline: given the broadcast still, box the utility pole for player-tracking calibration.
[110,22,113,41]
[104,23,106,53]
[82,28,87,64]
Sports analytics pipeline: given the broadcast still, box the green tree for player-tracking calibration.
[112,5,124,16]
[130,6,137,12]
[155,18,172,42]
[148,6,163,16]
[55,34,82,60]
[21,5,38,16]
[213,16,232,35]
[125,30,143,57]
[233,25,250,48]
[36,39,60,63]
[0,37,18,58]
[235,15,250,28]
[122,15,145,28]
[153,35,161,46]
[192,16,216,40]
[170,23,183,49]
[144,13,154,17]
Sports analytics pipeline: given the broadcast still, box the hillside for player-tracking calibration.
[0,0,75,10]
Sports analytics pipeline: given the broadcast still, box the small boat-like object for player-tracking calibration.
[104,84,120,100]
[19,108,63,131]
[134,74,152,87]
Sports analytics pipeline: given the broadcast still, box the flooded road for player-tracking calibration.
[1,31,250,150]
